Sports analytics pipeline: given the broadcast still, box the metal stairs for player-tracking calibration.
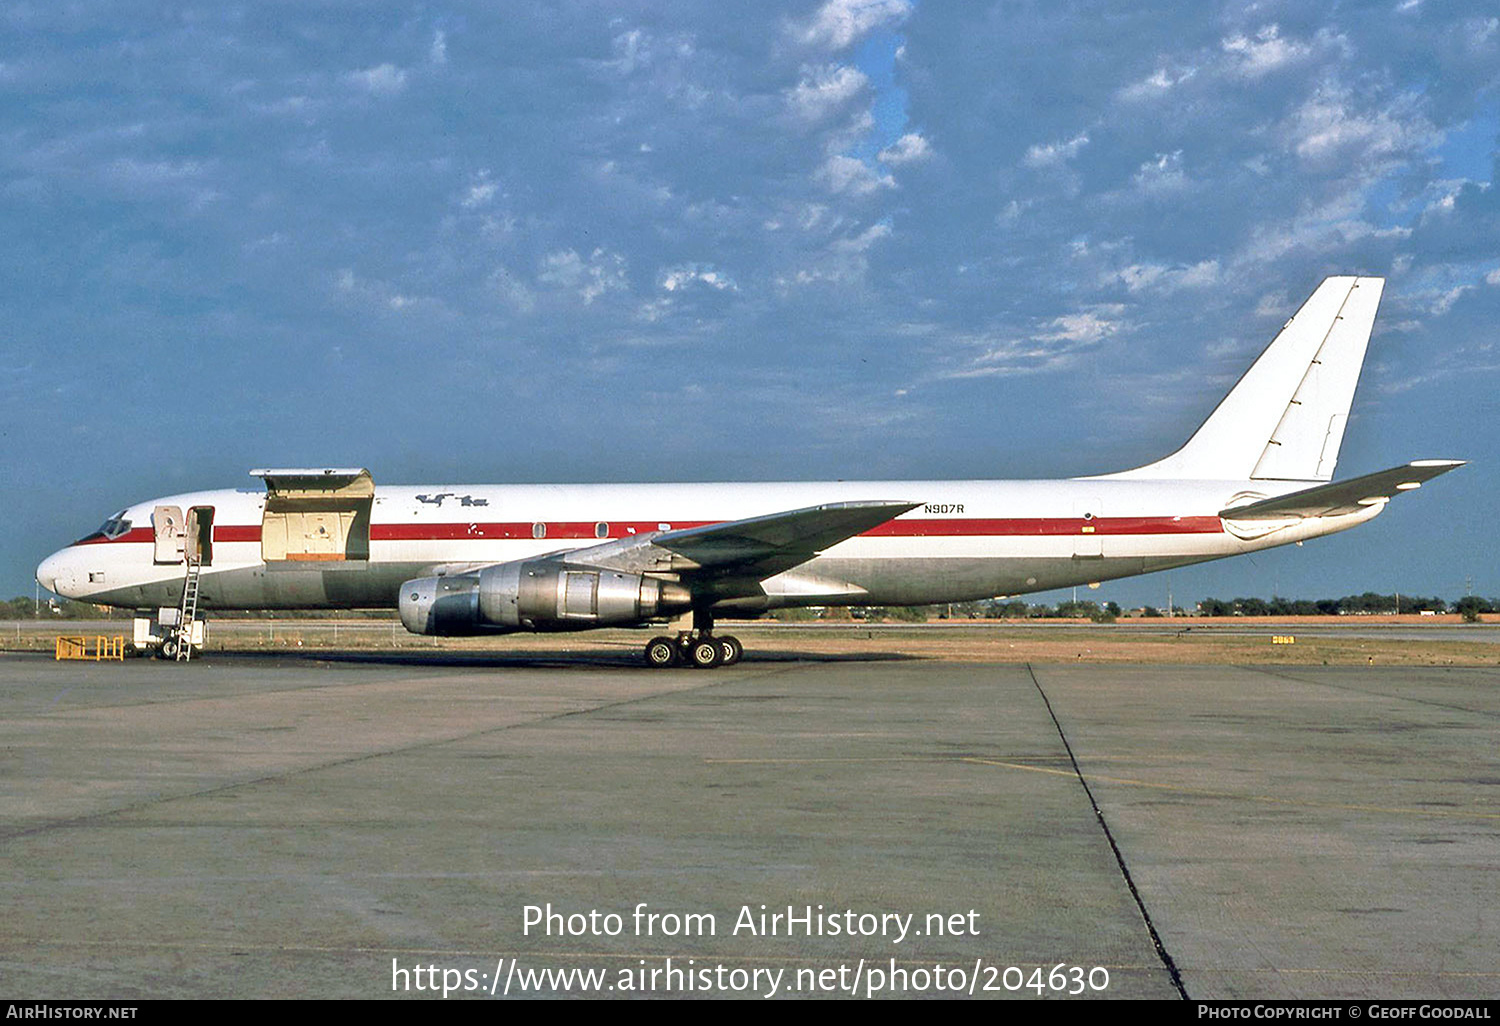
[175,557,201,662]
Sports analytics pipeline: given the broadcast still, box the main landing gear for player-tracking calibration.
[643,610,743,669]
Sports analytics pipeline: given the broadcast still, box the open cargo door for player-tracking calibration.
[253,468,374,562]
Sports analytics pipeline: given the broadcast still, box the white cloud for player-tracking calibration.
[609,29,650,74]
[1235,190,1410,268]
[787,64,868,121]
[251,95,315,118]
[1118,65,1197,102]
[335,267,433,314]
[460,170,497,208]
[345,64,407,96]
[1034,307,1124,344]
[429,30,447,66]
[1108,260,1222,293]
[636,297,675,322]
[943,303,1132,381]
[1428,284,1472,315]
[1466,17,1498,46]
[1486,269,1500,286]
[538,247,628,304]
[1422,182,1463,215]
[105,158,206,184]
[489,266,535,313]
[816,154,895,195]
[831,221,892,253]
[1023,131,1089,168]
[600,27,696,76]
[878,132,931,165]
[660,264,736,292]
[1132,150,1188,193]
[1220,24,1312,78]
[795,0,912,51]
[1254,291,1291,318]
[779,222,892,288]
[1285,85,1433,165]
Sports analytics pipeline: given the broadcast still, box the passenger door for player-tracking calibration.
[152,506,185,565]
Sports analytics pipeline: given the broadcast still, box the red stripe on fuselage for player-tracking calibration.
[867,516,1223,537]
[369,521,717,541]
[75,525,260,545]
[69,516,1224,546]
[75,528,154,545]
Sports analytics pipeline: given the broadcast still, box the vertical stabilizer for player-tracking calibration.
[1103,276,1383,482]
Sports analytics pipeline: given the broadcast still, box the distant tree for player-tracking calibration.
[1199,597,1232,617]
[868,605,931,622]
[1051,600,1117,623]
[1455,596,1494,622]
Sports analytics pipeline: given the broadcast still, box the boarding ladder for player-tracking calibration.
[175,556,202,662]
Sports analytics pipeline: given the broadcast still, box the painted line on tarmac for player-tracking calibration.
[1025,663,1191,1001]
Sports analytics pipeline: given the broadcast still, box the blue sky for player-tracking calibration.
[4,0,1497,608]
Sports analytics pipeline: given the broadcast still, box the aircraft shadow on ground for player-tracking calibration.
[224,649,922,670]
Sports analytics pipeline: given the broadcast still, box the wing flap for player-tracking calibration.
[1220,460,1465,520]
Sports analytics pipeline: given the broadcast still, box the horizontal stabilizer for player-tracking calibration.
[1220,460,1465,520]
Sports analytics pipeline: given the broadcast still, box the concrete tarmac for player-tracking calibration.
[0,652,1494,999]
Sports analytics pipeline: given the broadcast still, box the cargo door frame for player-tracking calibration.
[187,505,215,566]
[253,468,374,564]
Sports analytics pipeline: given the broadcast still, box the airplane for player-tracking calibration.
[36,275,1463,668]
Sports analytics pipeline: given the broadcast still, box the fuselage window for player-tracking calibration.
[533,522,546,539]
[595,522,609,539]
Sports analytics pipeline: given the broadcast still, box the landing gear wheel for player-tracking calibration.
[718,635,743,666]
[644,636,680,668]
[688,637,723,669]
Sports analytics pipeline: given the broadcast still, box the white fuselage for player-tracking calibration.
[37,476,1375,615]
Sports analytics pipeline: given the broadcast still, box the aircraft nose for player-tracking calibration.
[36,548,71,597]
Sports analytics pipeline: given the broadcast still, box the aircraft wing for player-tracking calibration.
[1220,460,1465,520]
[552,499,921,580]
[653,500,920,575]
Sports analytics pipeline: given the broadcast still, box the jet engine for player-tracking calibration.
[399,561,693,636]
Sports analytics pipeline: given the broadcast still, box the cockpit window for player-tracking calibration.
[96,511,132,539]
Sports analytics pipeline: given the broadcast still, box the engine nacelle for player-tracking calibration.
[399,561,693,636]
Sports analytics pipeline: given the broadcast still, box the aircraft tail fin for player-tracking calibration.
[1105,276,1384,482]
